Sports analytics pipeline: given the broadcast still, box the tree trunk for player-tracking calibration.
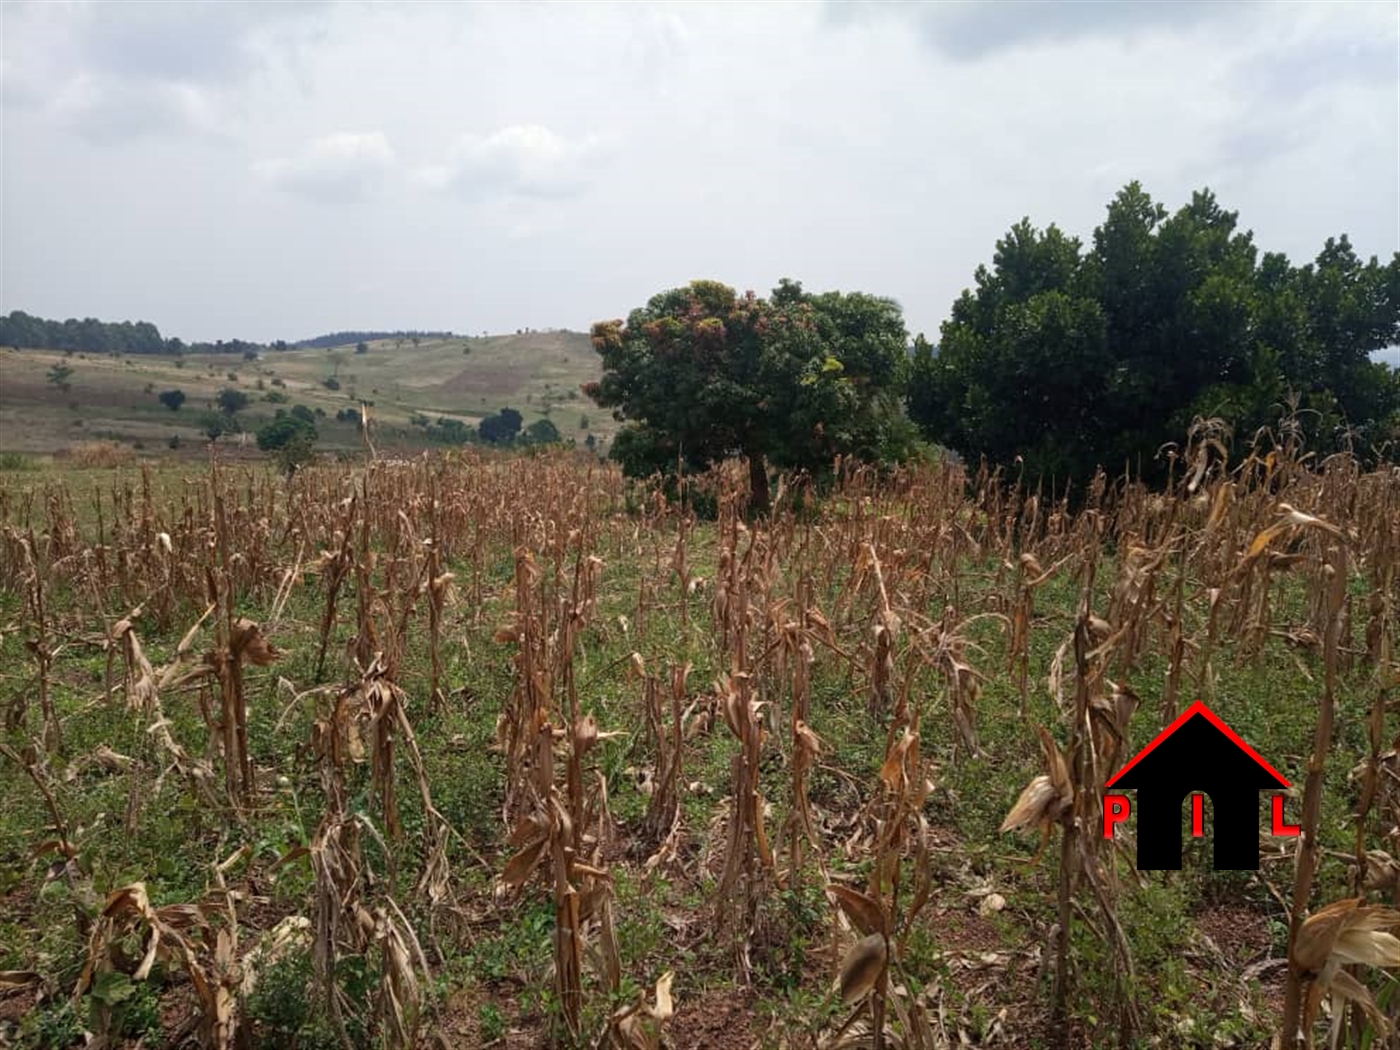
[747,449,770,516]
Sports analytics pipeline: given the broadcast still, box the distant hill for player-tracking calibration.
[292,330,459,350]
[0,328,610,455]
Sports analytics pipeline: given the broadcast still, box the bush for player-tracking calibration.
[257,414,318,476]
[524,418,562,445]
[323,376,340,391]
[158,389,186,411]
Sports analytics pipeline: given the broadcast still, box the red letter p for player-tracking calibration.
[1103,794,1131,838]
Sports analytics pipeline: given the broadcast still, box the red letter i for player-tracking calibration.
[1192,794,1205,837]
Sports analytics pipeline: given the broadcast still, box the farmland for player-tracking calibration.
[0,331,604,456]
[0,431,1395,1049]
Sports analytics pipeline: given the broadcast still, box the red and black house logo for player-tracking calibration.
[1103,700,1299,870]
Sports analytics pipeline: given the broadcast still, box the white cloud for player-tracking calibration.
[254,131,397,201]
[417,125,604,200]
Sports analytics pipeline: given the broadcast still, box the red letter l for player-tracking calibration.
[1272,795,1300,837]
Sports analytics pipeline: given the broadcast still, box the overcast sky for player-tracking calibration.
[2,0,1396,344]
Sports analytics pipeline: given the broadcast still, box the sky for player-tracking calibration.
[1,0,1397,345]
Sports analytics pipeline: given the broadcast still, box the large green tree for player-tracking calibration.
[587,279,914,512]
[910,184,1400,484]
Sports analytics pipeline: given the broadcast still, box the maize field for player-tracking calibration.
[0,424,1398,1049]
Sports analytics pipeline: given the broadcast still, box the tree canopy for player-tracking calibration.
[479,407,523,444]
[909,183,1400,485]
[587,279,915,512]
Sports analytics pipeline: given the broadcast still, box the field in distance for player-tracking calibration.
[0,330,607,455]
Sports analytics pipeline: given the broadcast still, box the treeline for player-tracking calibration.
[0,314,464,356]
[907,183,1400,483]
[0,312,167,354]
[0,311,267,356]
[292,330,457,349]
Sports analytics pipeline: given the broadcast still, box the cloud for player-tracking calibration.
[833,0,1250,60]
[76,1,323,87]
[415,125,603,200]
[46,75,224,143]
[1,1,324,140]
[254,131,396,201]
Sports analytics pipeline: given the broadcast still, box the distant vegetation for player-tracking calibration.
[1,311,167,354]
[291,330,458,349]
[0,311,266,356]
[0,314,463,357]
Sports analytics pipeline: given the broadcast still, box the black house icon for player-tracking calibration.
[1106,700,1289,870]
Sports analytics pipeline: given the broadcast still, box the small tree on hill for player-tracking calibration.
[201,413,228,443]
[47,363,73,393]
[158,389,186,411]
[257,413,318,477]
[217,388,249,416]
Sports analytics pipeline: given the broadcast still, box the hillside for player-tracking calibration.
[0,331,608,455]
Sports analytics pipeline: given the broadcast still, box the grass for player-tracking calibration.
[0,450,1393,1048]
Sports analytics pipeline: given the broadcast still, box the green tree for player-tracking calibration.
[216,388,249,416]
[158,389,186,411]
[587,279,914,513]
[355,341,369,355]
[256,414,318,476]
[524,417,562,445]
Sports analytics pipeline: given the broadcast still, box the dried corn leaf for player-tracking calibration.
[839,933,888,1004]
